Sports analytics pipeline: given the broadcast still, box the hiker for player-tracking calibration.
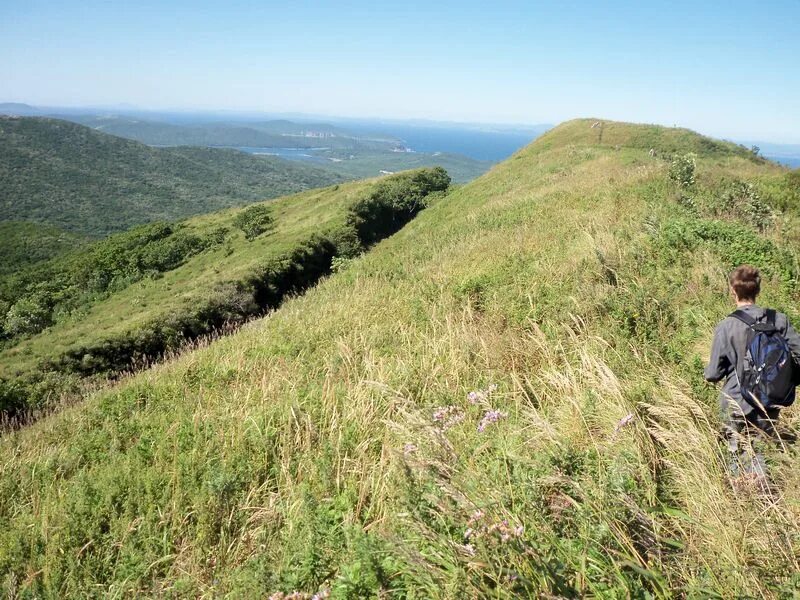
[704,265,800,478]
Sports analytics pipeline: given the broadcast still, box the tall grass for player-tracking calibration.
[1,119,798,598]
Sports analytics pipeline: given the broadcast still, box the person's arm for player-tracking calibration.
[782,318,800,364]
[704,323,730,383]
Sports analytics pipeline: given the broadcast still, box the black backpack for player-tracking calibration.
[731,308,796,412]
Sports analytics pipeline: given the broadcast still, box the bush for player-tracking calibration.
[233,205,274,240]
[657,217,795,284]
[668,153,696,189]
[347,167,451,246]
[4,296,51,336]
[0,222,220,342]
[719,181,773,231]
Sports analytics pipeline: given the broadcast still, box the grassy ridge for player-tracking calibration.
[0,116,343,236]
[0,169,450,414]
[2,120,800,597]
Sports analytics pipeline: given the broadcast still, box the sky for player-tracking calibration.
[2,0,799,143]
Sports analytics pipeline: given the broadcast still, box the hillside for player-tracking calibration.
[0,222,89,276]
[0,168,450,414]
[62,114,492,182]
[2,120,800,597]
[0,117,343,236]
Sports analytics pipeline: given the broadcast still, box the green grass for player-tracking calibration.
[0,184,350,376]
[0,116,343,237]
[1,119,800,598]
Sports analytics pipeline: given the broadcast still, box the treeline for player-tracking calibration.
[0,167,451,416]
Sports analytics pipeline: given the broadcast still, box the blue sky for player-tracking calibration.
[2,0,799,142]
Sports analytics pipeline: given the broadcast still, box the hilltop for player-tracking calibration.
[0,117,343,236]
[1,119,799,597]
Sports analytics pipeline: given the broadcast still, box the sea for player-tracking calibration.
[337,122,548,162]
[765,156,800,169]
[233,123,549,164]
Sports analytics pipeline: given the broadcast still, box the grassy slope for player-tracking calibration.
[0,117,343,236]
[2,120,800,597]
[0,222,89,276]
[0,179,375,383]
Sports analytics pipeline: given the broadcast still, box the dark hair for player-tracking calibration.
[729,265,761,301]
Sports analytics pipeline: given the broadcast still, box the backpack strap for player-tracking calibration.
[729,309,757,327]
[765,308,777,326]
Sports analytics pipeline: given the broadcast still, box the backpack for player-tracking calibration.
[730,308,796,412]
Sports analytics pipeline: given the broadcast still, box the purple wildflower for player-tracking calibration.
[403,443,418,455]
[615,412,635,432]
[477,409,507,432]
[432,406,465,431]
[467,383,499,404]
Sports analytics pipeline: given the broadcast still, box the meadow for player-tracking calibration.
[1,120,799,597]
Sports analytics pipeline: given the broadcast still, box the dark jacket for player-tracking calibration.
[704,304,800,415]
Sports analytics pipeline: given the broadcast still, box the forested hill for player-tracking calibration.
[0,116,343,236]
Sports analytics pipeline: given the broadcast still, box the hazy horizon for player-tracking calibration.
[3,1,800,144]
[5,99,800,152]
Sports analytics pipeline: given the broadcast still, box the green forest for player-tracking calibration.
[0,117,343,236]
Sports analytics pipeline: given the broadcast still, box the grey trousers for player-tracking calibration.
[721,400,780,477]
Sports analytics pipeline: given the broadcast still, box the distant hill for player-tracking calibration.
[0,116,344,236]
[51,114,401,150]
[0,102,44,116]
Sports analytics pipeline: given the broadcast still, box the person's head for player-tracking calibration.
[728,265,761,303]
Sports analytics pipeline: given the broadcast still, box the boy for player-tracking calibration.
[704,265,800,477]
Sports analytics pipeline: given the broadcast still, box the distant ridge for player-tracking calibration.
[0,116,343,236]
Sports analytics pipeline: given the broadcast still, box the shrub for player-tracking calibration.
[4,296,51,336]
[719,181,773,231]
[657,217,795,284]
[668,153,696,189]
[233,205,274,240]
[347,167,451,246]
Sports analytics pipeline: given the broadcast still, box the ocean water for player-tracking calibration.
[765,155,800,169]
[337,122,547,162]
[233,123,549,165]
